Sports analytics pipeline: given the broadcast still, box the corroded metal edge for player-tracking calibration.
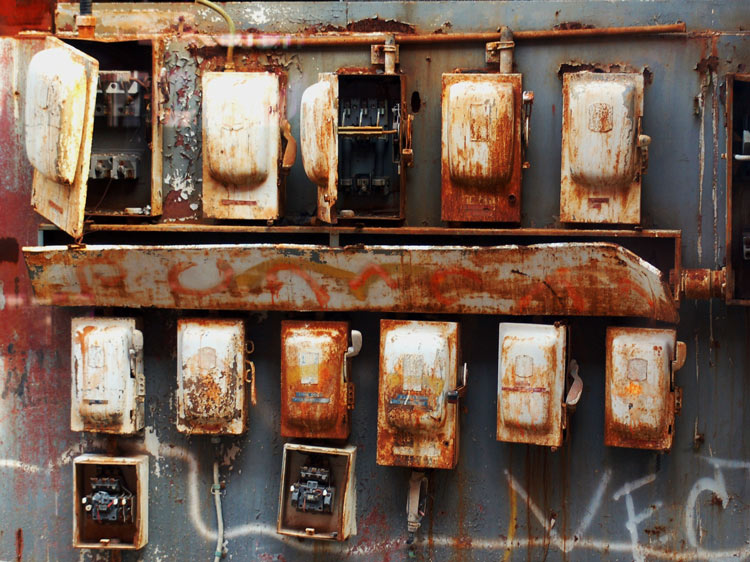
[22,241,678,322]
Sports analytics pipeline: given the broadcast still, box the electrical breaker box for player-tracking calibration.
[605,327,685,451]
[277,443,357,541]
[560,71,648,225]
[202,71,284,220]
[301,72,410,223]
[73,454,149,550]
[280,321,361,440]
[441,73,522,222]
[26,38,159,237]
[71,317,144,434]
[377,320,463,470]
[496,323,567,447]
[176,319,247,435]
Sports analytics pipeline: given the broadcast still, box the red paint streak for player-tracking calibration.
[617,277,655,310]
[348,264,398,296]
[168,259,235,297]
[265,264,330,308]
[501,386,550,393]
[430,268,482,306]
[15,528,22,562]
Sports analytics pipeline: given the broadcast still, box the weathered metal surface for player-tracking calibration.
[300,73,338,223]
[280,320,353,440]
[496,322,567,448]
[277,443,357,541]
[202,71,283,220]
[377,320,460,470]
[22,241,678,320]
[604,327,685,452]
[441,73,522,222]
[4,3,750,561]
[70,317,145,434]
[27,37,98,239]
[176,318,246,435]
[73,454,149,550]
[560,71,646,224]
[53,4,687,43]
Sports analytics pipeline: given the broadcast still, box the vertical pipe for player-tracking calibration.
[384,35,396,75]
[499,26,514,74]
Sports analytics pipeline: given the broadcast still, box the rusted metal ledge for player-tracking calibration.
[81,224,681,238]
[23,242,678,322]
[53,4,686,43]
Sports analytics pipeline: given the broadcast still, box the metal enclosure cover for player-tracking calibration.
[441,73,522,222]
[277,443,357,541]
[280,321,352,440]
[176,319,246,435]
[377,320,460,470]
[25,47,87,184]
[201,72,282,220]
[560,71,645,224]
[73,454,149,550]
[497,322,566,447]
[300,73,338,223]
[27,37,98,238]
[605,327,678,451]
[71,317,144,434]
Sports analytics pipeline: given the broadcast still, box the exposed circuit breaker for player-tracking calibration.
[301,72,412,223]
[25,38,156,238]
[496,323,581,448]
[74,454,149,550]
[605,327,686,451]
[277,443,357,541]
[176,319,249,435]
[560,71,650,224]
[280,321,362,440]
[71,317,145,434]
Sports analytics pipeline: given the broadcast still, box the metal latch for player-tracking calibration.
[245,340,257,406]
[280,119,297,174]
[446,363,468,404]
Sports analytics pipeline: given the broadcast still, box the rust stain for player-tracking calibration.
[177,319,245,434]
[604,327,682,451]
[280,321,351,440]
[376,320,461,470]
[441,73,523,223]
[345,17,415,34]
[24,243,679,322]
[15,528,23,562]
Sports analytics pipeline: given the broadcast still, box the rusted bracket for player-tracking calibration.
[485,40,515,65]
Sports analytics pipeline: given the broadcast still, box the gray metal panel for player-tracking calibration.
[1,2,750,561]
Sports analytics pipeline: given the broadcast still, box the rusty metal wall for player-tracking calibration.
[2,2,750,560]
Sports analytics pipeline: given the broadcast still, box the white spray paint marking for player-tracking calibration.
[2,438,750,559]
[0,280,5,310]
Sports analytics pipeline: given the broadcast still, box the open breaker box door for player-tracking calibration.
[26,36,98,238]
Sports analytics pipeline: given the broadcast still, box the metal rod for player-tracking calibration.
[212,22,686,49]
[195,0,235,70]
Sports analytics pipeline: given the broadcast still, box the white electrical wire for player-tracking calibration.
[212,461,224,562]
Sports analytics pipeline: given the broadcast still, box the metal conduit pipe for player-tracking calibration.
[212,22,686,49]
[195,0,236,70]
